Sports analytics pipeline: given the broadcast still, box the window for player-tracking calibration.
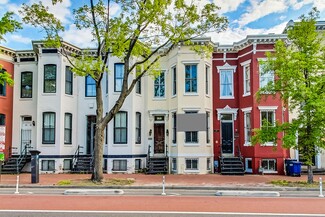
[220,69,233,98]
[64,113,72,144]
[207,158,211,170]
[0,114,5,125]
[185,131,198,143]
[244,112,252,145]
[42,112,55,144]
[245,158,253,173]
[114,63,124,92]
[21,71,32,98]
[172,112,177,143]
[205,65,209,95]
[0,69,6,96]
[172,158,177,171]
[185,65,197,93]
[260,64,274,89]
[112,160,127,171]
[136,66,141,94]
[261,111,275,129]
[44,64,56,93]
[206,112,210,143]
[135,159,141,170]
[65,66,73,95]
[42,160,55,171]
[135,112,141,144]
[185,158,198,170]
[63,159,72,170]
[106,72,108,94]
[154,71,165,97]
[261,159,277,172]
[85,75,96,97]
[172,66,177,95]
[243,64,250,95]
[114,111,127,144]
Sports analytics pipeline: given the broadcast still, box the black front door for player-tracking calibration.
[154,123,165,154]
[86,116,96,155]
[221,122,233,154]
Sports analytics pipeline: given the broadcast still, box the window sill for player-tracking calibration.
[220,96,234,99]
[152,97,166,101]
[184,143,199,147]
[41,93,56,96]
[171,95,177,99]
[135,93,142,97]
[19,98,33,101]
[184,93,198,96]
[112,144,128,147]
[243,142,252,147]
[171,143,177,147]
[64,94,74,98]
[242,93,251,97]
[261,142,277,147]
[42,144,55,146]
[205,94,210,98]
[184,170,199,173]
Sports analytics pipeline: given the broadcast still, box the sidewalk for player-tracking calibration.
[0,173,323,189]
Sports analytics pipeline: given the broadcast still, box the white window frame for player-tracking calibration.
[154,70,165,98]
[242,107,252,146]
[245,158,253,173]
[219,69,234,99]
[217,63,236,100]
[205,65,210,96]
[258,59,274,90]
[185,158,198,171]
[184,64,198,94]
[258,106,278,146]
[172,65,177,96]
[261,159,277,173]
[112,159,127,171]
[241,60,251,96]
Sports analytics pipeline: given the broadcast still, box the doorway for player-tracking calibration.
[86,116,96,155]
[221,114,233,155]
[21,116,32,153]
[154,123,165,154]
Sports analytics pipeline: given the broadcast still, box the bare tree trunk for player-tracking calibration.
[307,165,313,184]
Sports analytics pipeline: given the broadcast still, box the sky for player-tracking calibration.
[0,0,325,50]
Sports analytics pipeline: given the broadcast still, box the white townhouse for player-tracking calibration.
[10,39,213,174]
[145,39,214,174]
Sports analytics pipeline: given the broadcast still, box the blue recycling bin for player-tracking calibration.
[290,161,302,177]
[285,159,297,176]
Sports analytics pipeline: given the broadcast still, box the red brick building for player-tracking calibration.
[0,47,15,161]
[212,35,290,174]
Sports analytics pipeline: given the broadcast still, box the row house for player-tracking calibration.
[0,47,15,162]
[213,34,290,174]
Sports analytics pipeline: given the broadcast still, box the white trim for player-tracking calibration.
[181,60,200,64]
[240,59,251,66]
[168,153,212,157]
[216,105,238,120]
[257,58,267,62]
[216,62,237,73]
[241,107,252,112]
[219,69,234,98]
[182,107,200,112]
[258,106,278,110]
[245,158,253,173]
[242,63,251,96]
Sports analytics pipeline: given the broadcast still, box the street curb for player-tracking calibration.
[64,189,124,195]
[215,190,280,197]
[0,184,320,191]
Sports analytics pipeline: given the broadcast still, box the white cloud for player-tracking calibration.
[214,0,246,13]
[9,34,32,44]
[0,0,8,4]
[109,2,120,17]
[61,24,95,48]
[313,0,325,11]
[238,0,288,27]
[265,21,287,34]
[287,0,313,10]
[28,0,72,24]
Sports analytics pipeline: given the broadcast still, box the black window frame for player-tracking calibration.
[85,75,96,97]
[114,111,128,144]
[185,131,198,143]
[172,66,177,95]
[64,113,72,144]
[114,63,124,92]
[135,112,141,144]
[206,112,210,143]
[185,64,197,93]
[21,71,33,98]
[41,160,55,171]
[65,66,73,95]
[112,159,127,171]
[136,65,141,94]
[0,114,5,125]
[42,112,56,144]
[185,158,198,170]
[43,64,57,93]
[172,112,177,143]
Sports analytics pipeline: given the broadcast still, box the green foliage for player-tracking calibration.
[0,68,14,86]
[0,12,22,42]
[254,8,325,169]
[270,180,318,187]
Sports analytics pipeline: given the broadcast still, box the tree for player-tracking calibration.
[0,12,22,85]
[21,0,228,182]
[253,8,325,184]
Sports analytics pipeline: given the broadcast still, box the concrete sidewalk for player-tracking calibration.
[0,173,323,190]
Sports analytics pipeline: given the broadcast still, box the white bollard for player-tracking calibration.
[14,175,19,194]
[161,175,166,196]
[319,177,324,198]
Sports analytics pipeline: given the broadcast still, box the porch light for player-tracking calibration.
[166,129,169,136]
[149,129,152,136]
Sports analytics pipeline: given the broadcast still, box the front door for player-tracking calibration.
[221,122,233,154]
[21,116,32,153]
[86,116,96,155]
[154,123,165,154]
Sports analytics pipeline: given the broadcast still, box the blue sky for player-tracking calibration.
[0,0,324,50]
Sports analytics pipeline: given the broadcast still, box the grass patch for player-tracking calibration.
[56,178,135,186]
[270,180,318,187]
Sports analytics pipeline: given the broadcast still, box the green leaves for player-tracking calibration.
[0,12,22,42]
